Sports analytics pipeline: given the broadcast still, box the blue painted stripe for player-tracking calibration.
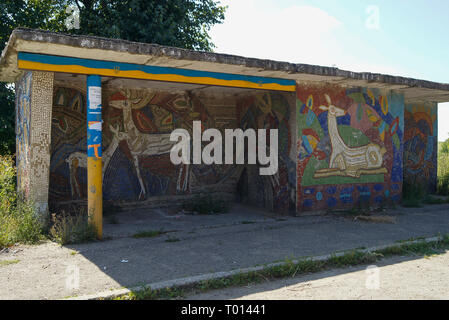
[18,52,296,87]
[87,75,102,158]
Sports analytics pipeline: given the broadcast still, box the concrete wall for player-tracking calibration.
[296,84,404,212]
[18,75,440,215]
[48,84,296,214]
[15,71,54,214]
[236,92,297,213]
[403,102,438,193]
[16,72,32,200]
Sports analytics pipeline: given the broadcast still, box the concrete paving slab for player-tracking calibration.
[1,203,449,299]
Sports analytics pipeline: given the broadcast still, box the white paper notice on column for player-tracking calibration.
[89,87,102,110]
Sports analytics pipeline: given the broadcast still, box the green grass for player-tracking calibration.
[402,180,449,207]
[402,141,449,203]
[0,155,45,249]
[133,229,167,239]
[376,238,449,257]
[113,234,449,300]
[0,259,19,267]
[49,211,96,245]
[396,236,425,243]
[165,237,180,243]
[438,141,449,195]
[422,195,449,205]
[0,155,104,248]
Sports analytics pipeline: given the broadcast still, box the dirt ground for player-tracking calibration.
[1,202,449,299]
[186,252,449,300]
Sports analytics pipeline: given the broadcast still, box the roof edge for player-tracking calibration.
[1,28,449,96]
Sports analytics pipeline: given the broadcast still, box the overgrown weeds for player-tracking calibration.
[0,259,19,267]
[0,155,99,247]
[49,208,96,245]
[438,141,449,195]
[402,180,449,207]
[422,195,449,205]
[0,155,44,248]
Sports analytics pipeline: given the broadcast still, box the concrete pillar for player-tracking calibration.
[86,75,103,239]
[15,71,54,217]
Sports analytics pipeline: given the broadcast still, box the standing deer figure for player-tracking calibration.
[108,89,179,199]
[66,124,126,198]
[314,94,387,178]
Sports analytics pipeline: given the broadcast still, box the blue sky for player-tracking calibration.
[209,0,449,141]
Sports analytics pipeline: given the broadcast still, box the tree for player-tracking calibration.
[0,84,16,154]
[441,137,449,154]
[0,0,226,154]
[71,0,226,51]
[0,0,68,154]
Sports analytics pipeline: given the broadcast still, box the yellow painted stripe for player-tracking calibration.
[18,60,296,92]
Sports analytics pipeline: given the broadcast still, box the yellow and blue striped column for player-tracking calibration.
[87,75,103,239]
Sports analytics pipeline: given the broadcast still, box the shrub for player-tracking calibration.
[49,208,96,245]
[437,147,449,195]
[440,139,449,155]
[0,155,44,248]
[0,156,98,248]
[0,203,43,248]
[0,155,17,213]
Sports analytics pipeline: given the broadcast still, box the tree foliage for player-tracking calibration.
[72,0,226,51]
[441,137,449,154]
[0,84,16,154]
[0,0,68,154]
[0,0,226,154]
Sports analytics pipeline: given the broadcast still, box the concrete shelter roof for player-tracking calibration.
[1,28,449,103]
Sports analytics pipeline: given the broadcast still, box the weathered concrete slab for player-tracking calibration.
[1,28,449,102]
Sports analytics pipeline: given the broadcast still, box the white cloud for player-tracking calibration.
[439,103,449,142]
[210,0,404,76]
[211,0,449,141]
[210,0,343,66]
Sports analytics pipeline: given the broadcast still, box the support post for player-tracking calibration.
[87,75,102,239]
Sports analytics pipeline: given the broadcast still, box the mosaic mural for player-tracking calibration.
[49,82,431,214]
[296,84,404,212]
[49,86,295,213]
[403,102,438,193]
[15,72,32,199]
[236,92,296,213]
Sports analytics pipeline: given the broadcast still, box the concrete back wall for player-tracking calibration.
[403,102,438,193]
[47,81,439,215]
[48,84,296,214]
[296,84,404,212]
